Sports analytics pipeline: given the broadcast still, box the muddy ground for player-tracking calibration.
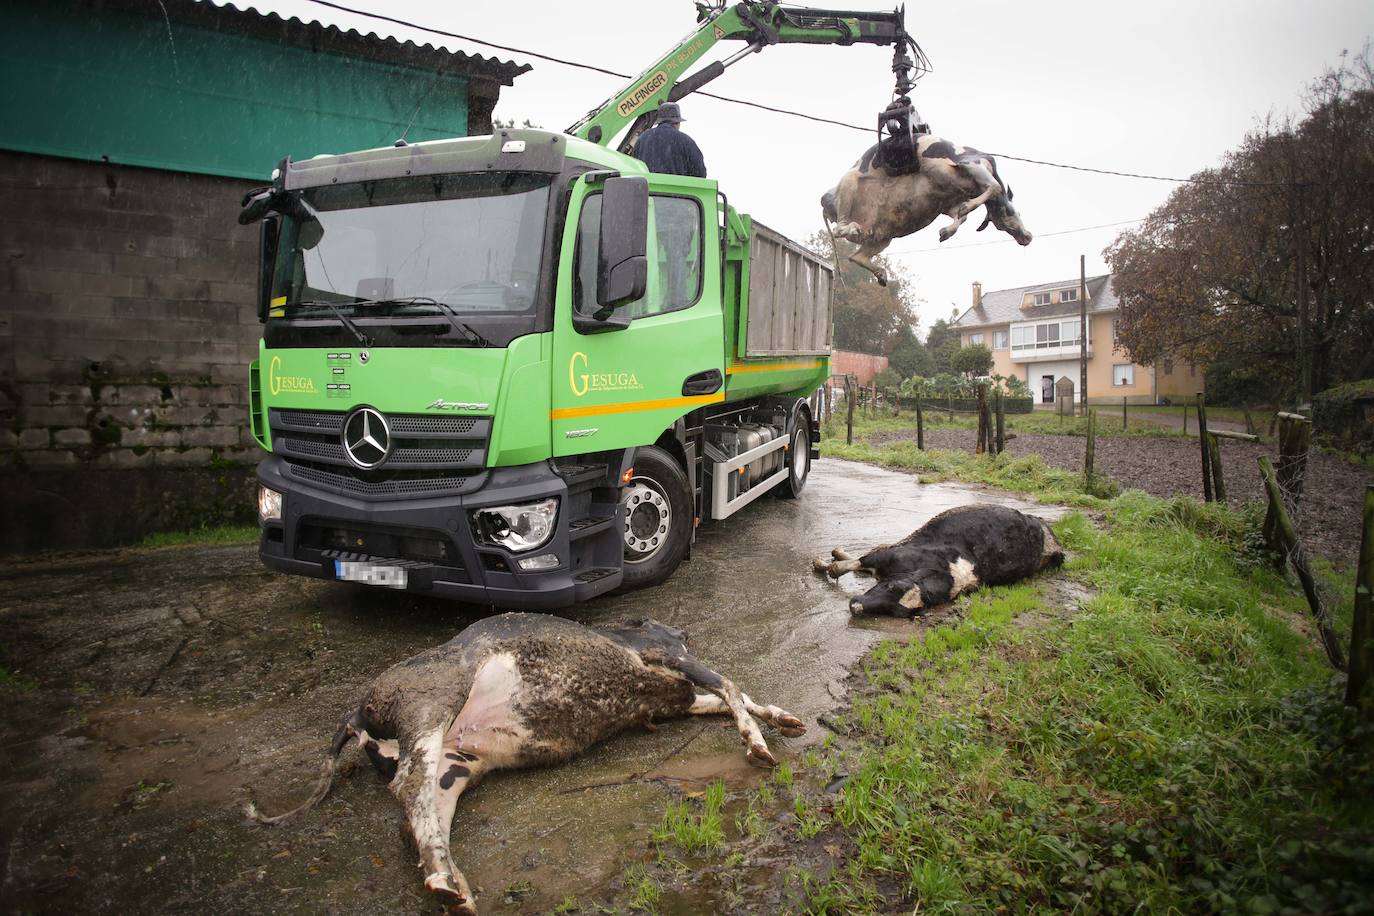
[872,425,1372,562]
[0,460,1062,914]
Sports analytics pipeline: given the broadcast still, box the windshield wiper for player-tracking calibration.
[292,299,373,347]
[355,296,489,347]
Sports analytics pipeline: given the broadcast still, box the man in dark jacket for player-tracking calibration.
[632,103,706,178]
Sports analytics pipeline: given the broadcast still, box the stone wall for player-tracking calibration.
[0,150,264,551]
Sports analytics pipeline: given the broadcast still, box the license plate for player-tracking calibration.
[335,560,408,589]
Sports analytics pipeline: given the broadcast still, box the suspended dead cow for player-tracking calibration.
[244,613,804,915]
[821,135,1032,285]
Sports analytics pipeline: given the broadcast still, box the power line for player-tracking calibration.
[300,0,1300,188]
[887,219,1144,255]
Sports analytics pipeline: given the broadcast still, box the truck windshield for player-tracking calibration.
[271,172,551,336]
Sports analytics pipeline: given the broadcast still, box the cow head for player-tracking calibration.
[977,191,1032,246]
[849,568,955,617]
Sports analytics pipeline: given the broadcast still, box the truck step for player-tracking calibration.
[568,514,617,541]
[558,463,609,490]
[574,566,617,583]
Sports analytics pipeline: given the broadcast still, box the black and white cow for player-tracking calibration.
[245,613,803,915]
[815,505,1063,616]
[821,134,1032,285]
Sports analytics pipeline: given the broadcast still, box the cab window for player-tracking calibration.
[574,193,702,320]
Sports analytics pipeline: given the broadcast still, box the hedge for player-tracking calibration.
[1312,378,1374,455]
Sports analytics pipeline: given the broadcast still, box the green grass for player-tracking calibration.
[653,779,726,853]
[139,524,258,548]
[792,498,1373,913]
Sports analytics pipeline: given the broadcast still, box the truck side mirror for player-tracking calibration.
[257,216,279,323]
[596,176,648,312]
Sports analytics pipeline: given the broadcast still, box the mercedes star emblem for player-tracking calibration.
[359,350,370,364]
[342,406,390,470]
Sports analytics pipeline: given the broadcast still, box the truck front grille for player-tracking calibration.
[270,407,491,499]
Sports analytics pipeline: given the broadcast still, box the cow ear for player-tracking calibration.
[1007,185,1014,200]
[976,216,991,232]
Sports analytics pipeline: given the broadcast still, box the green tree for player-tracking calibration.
[807,233,918,354]
[924,311,962,374]
[951,344,994,378]
[872,367,901,395]
[888,324,934,378]
[1106,51,1374,401]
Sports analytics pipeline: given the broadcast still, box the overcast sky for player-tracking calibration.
[241,0,1372,335]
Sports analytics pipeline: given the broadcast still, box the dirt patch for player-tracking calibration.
[871,426,1372,561]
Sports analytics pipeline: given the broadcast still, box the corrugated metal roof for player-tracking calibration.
[956,274,1117,328]
[97,0,531,84]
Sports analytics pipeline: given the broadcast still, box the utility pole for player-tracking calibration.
[1079,255,1088,417]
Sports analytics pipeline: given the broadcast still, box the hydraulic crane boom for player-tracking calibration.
[567,1,927,152]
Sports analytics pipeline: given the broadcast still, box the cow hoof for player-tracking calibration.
[747,743,777,768]
[426,874,477,916]
[848,599,865,615]
[812,557,830,574]
[775,714,807,738]
[876,272,888,287]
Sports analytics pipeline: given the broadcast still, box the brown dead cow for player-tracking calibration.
[245,613,804,914]
[821,134,1032,285]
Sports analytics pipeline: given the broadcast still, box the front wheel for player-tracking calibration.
[618,445,692,591]
[777,413,811,499]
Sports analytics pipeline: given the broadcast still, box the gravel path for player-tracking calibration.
[872,427,1372,562]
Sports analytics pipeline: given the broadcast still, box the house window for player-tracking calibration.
[1113,364,1135,386]
[993,330,1008,350]
[1060,288,1079,302]
[1011,326,1032,349]
[1060,320,1080,344]
[1036,323,1059,346]
[1033,292,1051,306]
[1161,357,1173,374]
[1111,317,1120,343]
[970,332,984,346]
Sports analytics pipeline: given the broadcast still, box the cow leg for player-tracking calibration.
[831,547,851,561]
[831,220,866,243]
[391,729,479,915]
[660,655,780,766]
[939,184,998,242]
[687,693,805,738]
[846,240,890,285]
[814,555,868,577]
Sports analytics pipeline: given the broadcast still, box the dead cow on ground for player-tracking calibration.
[244,613,804,914]
[821,135,1032,285]
[815,505,1062,616]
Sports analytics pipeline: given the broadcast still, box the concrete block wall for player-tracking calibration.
[0,150,265,549]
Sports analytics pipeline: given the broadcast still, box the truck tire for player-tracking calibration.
[777,412,811,499]
[618,445,692,591]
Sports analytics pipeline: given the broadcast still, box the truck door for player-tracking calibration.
[551,174,723,456]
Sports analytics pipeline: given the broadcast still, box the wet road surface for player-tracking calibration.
[0,459,1062,914]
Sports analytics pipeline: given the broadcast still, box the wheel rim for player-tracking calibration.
[791,426,810,485]
[622,475,672,563]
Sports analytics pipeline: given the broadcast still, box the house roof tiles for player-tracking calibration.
[956,274,1118,329]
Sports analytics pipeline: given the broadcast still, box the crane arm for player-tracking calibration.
[567,2,924,151]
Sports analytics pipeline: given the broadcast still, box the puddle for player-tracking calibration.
[0,458,1066,913]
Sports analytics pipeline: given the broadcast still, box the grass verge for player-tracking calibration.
[636,434,1370,914]
[139,524,259,548]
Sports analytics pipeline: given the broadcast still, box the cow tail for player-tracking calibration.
[819,193,847,291]
[243,710,359,826]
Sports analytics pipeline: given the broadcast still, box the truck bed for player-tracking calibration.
[744,222,833,357]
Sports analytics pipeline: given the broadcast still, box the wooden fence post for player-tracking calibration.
[995,390,1006,455]
[1183,405,1188,435]
[1259,456,1346,670]
[975,384,989,455]
[1263,412,1313,560]
[1346,485,1374,708]
[1208,433,1227,502]
[846,377,855,446]
[1197,393,1213,502]
[1122,397,1128,431]
[916,400,925,451]
[1084,408,1096,483]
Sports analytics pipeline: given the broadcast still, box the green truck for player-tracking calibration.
[241,2,919,607]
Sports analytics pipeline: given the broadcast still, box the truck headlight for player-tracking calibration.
[257,485,282,523]
[471,498,558,552]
